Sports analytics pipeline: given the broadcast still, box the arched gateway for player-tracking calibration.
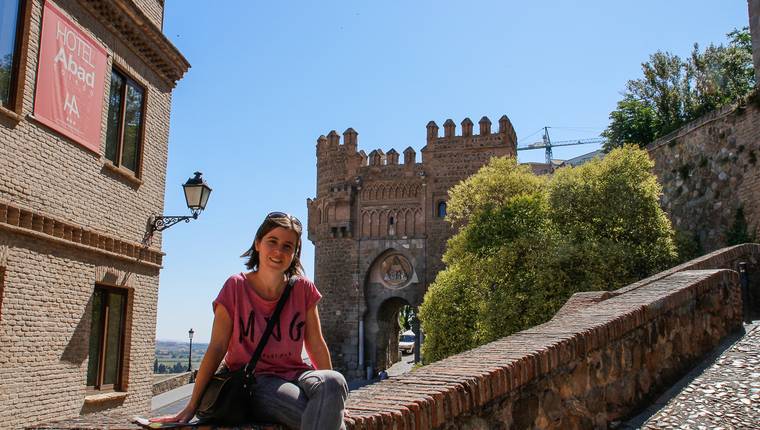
[307,116,517,379]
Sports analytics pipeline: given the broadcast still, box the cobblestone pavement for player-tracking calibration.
[641,323,760,429]
[387,352,416,377]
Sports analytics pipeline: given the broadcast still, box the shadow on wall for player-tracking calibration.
[60,294,93,365]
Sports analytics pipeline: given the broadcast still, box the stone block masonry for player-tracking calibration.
[648,91,760,254]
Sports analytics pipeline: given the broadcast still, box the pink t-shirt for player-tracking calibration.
[213,273,322,380]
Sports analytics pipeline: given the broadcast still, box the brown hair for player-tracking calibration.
[242,214,304,277]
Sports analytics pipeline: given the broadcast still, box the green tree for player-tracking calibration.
[397,305,414,332]
[603,28,755,150]
[688,29,756,117]
[419,147,677,362]
[420,159,555,362]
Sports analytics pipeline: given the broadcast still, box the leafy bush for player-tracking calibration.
[420,147,677,362]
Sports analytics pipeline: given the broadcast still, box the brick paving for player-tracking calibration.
[640,323,760,429]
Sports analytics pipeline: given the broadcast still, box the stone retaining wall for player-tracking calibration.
[151,371,195,397]
[647,91,760,253]
[343,246,749,429]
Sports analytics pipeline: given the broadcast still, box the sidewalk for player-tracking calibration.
[623,321,760,429]
[151,383,195,416]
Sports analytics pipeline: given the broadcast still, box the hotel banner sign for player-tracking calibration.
[34,0,108,153]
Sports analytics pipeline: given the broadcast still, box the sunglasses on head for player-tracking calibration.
[266,211,302,227]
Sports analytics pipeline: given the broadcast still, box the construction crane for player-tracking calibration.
[517,127,606,165]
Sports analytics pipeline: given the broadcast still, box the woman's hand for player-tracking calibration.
[149,403,195,423]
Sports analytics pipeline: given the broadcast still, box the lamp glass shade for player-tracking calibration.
[182,172,212,210]
[188,329,194,340]
[183,184,202,209]
[199,185,211,209]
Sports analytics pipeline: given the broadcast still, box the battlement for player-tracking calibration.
[315,114,517,177]
[426,115,517,146]
[315,127,419,170]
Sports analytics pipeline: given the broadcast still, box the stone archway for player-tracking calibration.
[374,297,411,371]
[362,248,424,377]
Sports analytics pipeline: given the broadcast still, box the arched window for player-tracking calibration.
[437,201,447,218]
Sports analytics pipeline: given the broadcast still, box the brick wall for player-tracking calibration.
[648,91,760,252]
[0,235,159,425]
[0,0,186,427]
[342,245,751,429]
[1,0,174,247]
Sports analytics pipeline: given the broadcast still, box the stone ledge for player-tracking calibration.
[0,200,163,268]
[152,371,195,396]
[83,391,128,406]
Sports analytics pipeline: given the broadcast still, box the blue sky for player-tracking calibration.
[157,0,750,342]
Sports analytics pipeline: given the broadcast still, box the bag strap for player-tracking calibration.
[243,275,296,384]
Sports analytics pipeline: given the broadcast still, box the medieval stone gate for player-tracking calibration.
[307,116,517,379]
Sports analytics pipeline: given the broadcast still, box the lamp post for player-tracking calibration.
[188,328,194,372]
[148,172,212,236]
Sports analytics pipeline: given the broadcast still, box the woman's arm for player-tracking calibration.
[151,305,233,423]
[303,304,333,370]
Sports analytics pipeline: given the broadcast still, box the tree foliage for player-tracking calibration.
[603,28,755,150]
[419,147,677,362]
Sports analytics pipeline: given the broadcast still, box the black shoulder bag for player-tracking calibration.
[196,276,296,425]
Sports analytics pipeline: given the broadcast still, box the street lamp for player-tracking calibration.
[188,328,194,372]
[148,172,212,236]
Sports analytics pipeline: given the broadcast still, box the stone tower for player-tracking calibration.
[307,116,517,379]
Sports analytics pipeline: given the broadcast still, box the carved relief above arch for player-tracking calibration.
[367,250,418,290]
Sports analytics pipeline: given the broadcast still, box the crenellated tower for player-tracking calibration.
[308,115,517,379]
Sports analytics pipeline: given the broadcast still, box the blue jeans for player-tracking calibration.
[249,369,348,430]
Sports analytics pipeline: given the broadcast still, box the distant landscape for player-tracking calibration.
[154,340,207,374]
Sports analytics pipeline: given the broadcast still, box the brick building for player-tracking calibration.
[307,116,516,378]
[0,0,188,426]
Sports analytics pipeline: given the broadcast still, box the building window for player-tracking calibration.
[105,69,145,174]
[87,286,127,391]
[437,201,447,218]
[0,0,24,110]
